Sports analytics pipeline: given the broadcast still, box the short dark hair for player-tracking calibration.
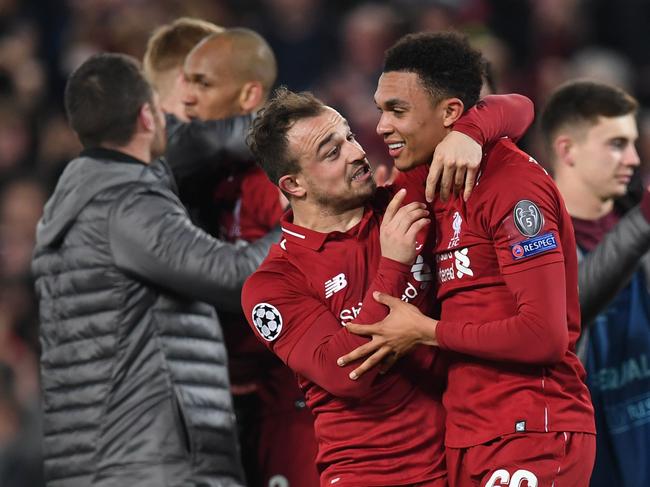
[541,80,638,146]
[383,31,484,110]
[248,87,325,186]
[64,53,153,148]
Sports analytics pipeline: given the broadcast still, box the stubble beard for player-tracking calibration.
[313,179,378,214]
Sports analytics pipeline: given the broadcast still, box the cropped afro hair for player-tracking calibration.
[383,31,484,110]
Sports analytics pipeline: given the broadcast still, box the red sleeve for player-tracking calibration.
[436,261,568,364]
[242,256,415,399]
[436,153,569,364]
[453,94,534,145]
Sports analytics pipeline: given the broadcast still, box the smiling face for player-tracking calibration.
[283,107,376,213]
[374,71,448,171]
[570,114,640,200]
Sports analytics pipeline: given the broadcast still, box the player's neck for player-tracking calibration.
[101,138,152,165]
[555,175,613,220]
[292,203,364,234]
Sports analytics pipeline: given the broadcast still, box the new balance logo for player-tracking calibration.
[325,273,348,298]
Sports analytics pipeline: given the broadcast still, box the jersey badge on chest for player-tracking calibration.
[447,211,463,249]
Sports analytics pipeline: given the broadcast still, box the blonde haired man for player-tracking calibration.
[143,17,223,120]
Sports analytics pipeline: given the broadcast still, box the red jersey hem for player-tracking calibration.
[444,421,597,449]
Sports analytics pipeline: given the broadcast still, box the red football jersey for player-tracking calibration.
[214,164,319,484]
[433,138,595,448]
[241,179,447,487]
[212,166,286,387]
[215,165,285,242]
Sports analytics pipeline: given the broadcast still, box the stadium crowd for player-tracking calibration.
[0,0,649,485]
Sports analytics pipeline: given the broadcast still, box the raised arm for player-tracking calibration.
[108,184,279,312]
[427,94,535,201]
[454,94,535,145]
[165,113,254,182]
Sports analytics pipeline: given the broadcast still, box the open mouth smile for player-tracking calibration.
[351,163,372,182]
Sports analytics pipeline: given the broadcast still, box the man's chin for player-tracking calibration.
[393,155,421,172]
[340,183,376,212]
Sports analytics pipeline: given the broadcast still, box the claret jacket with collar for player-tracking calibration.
[32,148,279,487]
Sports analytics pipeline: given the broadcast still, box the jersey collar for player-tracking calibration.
[280,207,375,251]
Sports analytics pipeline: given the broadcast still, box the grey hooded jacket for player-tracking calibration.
[32,148,279,486]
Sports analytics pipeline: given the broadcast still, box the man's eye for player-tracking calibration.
[347,133,356,141]
[327,146,339,158]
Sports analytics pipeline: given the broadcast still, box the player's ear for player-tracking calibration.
[239,81,263,113]
[441,97,464,128]
[278,174,306,198]
[139,103,156,133]
[553,134,576,168]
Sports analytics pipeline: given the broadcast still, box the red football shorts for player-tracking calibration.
[446,431,595,487]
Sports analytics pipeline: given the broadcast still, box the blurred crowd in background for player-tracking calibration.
[0,0,649,484]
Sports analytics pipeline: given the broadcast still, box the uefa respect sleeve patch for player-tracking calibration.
[510,232,557,260]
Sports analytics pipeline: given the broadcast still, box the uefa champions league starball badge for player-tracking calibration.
[252,303,283,341]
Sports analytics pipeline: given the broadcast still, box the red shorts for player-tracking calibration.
[446,432,595,487]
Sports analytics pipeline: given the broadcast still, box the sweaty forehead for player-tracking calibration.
[287,107,348,157]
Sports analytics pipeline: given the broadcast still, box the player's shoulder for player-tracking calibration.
[484,139,553,190]
[243,245,299,297]
[475,139,561,223]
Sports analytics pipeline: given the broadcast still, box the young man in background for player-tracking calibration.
[542,80,649,487]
